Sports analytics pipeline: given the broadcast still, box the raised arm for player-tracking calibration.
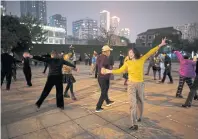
[62,59,76,68]
[31,55,50,63]
[112,63,128,74]
[141,38,167,61]
[174,51,184,63]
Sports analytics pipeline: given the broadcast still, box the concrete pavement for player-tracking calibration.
[1,63,198,139]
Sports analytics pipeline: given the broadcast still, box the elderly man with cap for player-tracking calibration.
[95,45,114,112]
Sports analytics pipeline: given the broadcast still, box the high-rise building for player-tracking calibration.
[1,0,6,16]
[174,23,198,42]
[20,1,47,25]
[119,28,130,39]
[72,18,98,39]
[111,16,120,35]
[49,14,67,35]
[100,10,110,31]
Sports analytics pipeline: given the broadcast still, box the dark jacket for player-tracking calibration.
[196,61,198,75]
[97,54,110,79]
[1,53,20,72]
[32,56,76,76]
[164,55,171,71]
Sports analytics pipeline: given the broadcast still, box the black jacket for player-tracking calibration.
[1,53,21,72]
[32,56,76,76]
[164,55,171,70]
[196,61,198,74]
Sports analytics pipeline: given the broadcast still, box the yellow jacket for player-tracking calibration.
[112,46,160,82]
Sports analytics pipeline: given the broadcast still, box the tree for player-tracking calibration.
[119,36,131,45]
[183,38,198,53]
[1,15,32,52]
[20,13,47,44]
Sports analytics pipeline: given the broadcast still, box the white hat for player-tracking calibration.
[102,45,113,52]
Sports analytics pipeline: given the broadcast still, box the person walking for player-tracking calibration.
[72,50,77,66]
[22,52,33,87]
[145,55,155,75]
[119,52,125,68]
[101,38,167,130]
[95,45,114,112]
[1,52,21,90]
[182,58,198,107]
[62,53,77,100]
[27,51,77,110]
[159,53,173,84]
[174,51,196,98]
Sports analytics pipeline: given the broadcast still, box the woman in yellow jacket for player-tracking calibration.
[62,53,77,100]
[101,38,167,130]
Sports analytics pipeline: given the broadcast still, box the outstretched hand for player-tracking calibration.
[159,37,167,47]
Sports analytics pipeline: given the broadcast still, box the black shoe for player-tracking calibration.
[145,73,148,75]
[106,101,114,106]
[176,94,183,98]
[137,119,141,122]
[64,93,70,98]
[35,104,40,110]
[168,82,173,84]
[194,95,198,100]
[158,81,164,84]
[129,125,138,130]
[6,87,10,91]
[181,104,191,108]
[95,108,104,113]
[28,83,32,87]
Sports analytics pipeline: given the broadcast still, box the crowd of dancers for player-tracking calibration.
[1,37,198,131]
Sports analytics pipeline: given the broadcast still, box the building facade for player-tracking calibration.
[1,0,6,16]
[111,16,120,35]
[174,23,198,42]
[100,10,110,31]
[32,26,66,44]
[136,27,181,47]
[20,1,47,25]
[72,18,98,40]
[49,14,67,35]
[119,28,130,39]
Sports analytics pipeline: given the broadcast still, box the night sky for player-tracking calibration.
[6,1,198,42]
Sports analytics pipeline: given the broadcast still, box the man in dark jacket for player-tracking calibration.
[1,52,21,90]
[159,53,173,84]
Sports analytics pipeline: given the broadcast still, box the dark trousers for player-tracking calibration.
[184,75,198,105]
[43,64,48,73]
[23,67,32,86]
[1,70,12,89]
[153,67,161,80]
[12,68,17,81]
[146,63,152,75]
[176,75,193,95]
[36,75,64,108]
[161,69,173,83]
[96,77,110,109]
[64,82,74,95]
[95,65,98,78]
[73,61,77,66]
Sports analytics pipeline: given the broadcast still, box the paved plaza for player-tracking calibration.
[1,62,198,139]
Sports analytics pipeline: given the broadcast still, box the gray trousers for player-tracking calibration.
[127,82,144,126]
[184,75,198,105]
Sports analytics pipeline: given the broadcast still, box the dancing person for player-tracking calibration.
[182,58,198,107]
[1,51,21,90]
[95,45,114,112]
[10,52,17,81]
[159,53,173,84]
[159,53,165,79]
[84,53,89,65]
[90,51,97,75]
[27,51,77,110]
[153,53,161,80]
[42,53,51,74]
[174,51,196,98]
[22,52,33,87]
[62,54,77,100]
[101,38,167,130]
[145,55,154,75]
